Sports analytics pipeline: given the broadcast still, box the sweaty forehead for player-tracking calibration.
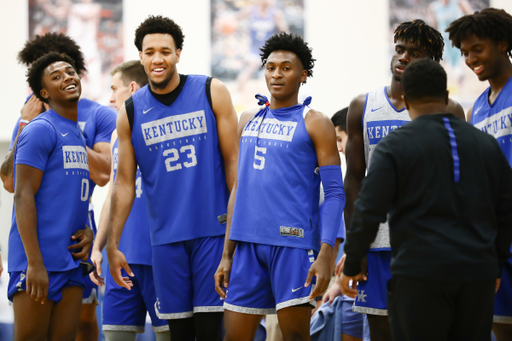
[267,50,302,65]
[44,61,72,76]
[142,33,176,50]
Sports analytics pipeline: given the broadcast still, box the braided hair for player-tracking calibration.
[394,19,444,62]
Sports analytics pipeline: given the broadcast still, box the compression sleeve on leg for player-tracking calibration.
[319,165,346,248]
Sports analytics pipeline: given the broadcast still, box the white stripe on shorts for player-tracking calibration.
[223,302,276,315]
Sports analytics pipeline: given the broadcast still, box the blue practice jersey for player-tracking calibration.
[130,76,229,245]
[112,138,152,266]
[8,110,90,272]
[9,98,116,200]
[229,100,322,251]
[471,75,512,253]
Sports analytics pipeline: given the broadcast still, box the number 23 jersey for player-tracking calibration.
[130,75,229,245]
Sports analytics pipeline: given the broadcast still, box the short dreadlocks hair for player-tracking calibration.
[27,52,77,104]
[446,8,512,58]
[134,16,185,52]
[394,19,444,62]
[260,32,315,83]
[18,33,86,75]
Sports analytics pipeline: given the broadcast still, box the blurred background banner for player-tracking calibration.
[29,0,123,105]
[389,0,490,109]
[211,0,305,114]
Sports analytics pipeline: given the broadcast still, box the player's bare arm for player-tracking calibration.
[466,106,474,123]
[90,130,117,287]
[87,142,111,187]
[304,108,342,299]
[447,98,466,120]
[1,96,47,193]
[344,94,367,234]
[106,105,136,290]
[210,78,239,190]
[215,108,257,299]
[14,164,48,304]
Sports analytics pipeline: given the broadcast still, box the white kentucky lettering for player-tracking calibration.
[141,110,208,146]
[62,145,89,170]
[242,117,297,142]
[474,107,512,139]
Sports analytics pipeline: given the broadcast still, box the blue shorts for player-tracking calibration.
[152,236,225,319]
[103,264,168,333]
[224,242,317,315]
[83,207,98,304]
[340,296,364,338]
[494,256,512,324]
[8,265,85,304]
[353,251,391,316]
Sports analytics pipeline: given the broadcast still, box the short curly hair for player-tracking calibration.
[18,33,86,75]
[394,19,444,62]
[134,15,185,51]
[446,8,512,58]
[27,52,78,104]
[402,58,447,102]
[260,32,315,83]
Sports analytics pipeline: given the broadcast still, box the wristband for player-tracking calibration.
[19,119,29,127]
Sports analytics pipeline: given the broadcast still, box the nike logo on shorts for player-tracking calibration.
[292,286,303,293]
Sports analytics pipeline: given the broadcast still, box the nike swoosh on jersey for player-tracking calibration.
[143,107,154,114]
[61,132,69,137]
[371,107,382,112]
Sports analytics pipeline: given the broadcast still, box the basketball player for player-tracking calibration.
[89,60,170,341]
[214,32,345,341]
[106,16,238,341]
[341,19,465,341]
[0,32,116,341]
[341,57,512,341]
[446,8,512,340]
[9,52,93,341]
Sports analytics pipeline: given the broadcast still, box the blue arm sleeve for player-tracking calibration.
[336,213,346,241]
[319,165,346,248]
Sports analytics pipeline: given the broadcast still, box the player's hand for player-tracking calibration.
[20,95,46,122]
[339,273,361,299]
[322,280,342,306]
[26,262,49,304]
[106,247,134,290]
[305,248,332,300]
[214,256,233,299]
[89,248,104,286]
[69,225,94,260]
[496,278,501,293]
[335,254,346,277]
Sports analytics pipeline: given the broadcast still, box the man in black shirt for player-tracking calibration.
[339,58,512,341]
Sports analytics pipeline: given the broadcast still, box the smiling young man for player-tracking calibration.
[447,8,512,340]
[0,33,117,341]
[106,16,238,341]
[341,19,465,341]
[9,52,94,341]
[89,61,170,341]
[214,32,345,341]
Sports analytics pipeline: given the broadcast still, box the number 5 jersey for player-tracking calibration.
[130,75,229,245]
[229,98,322,252]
